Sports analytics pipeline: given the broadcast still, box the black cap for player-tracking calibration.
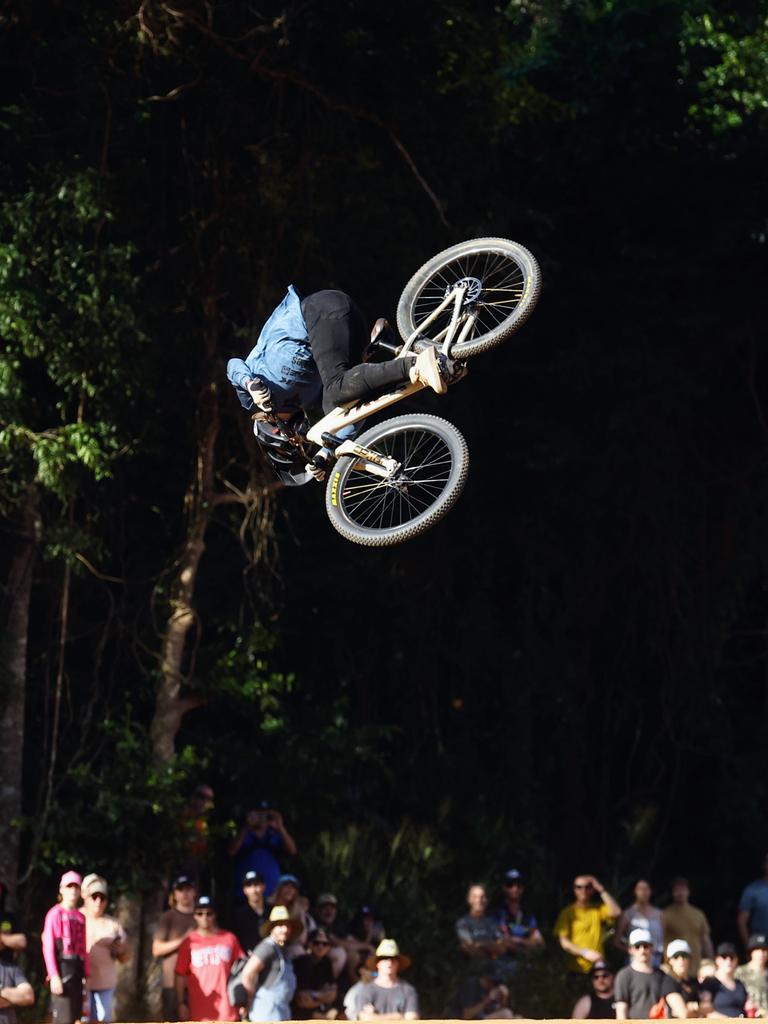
[172,874,194,889]
[195,895,216,912]
[503,868,523,884]
[589,959,613,976]
[748,934,768,952]
[716,941,738,957]
[243,870,264,885]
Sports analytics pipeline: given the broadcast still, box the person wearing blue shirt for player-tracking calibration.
[226,287,457,478]
[738,855,768,953]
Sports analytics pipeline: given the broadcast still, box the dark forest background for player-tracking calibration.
[2,0,768,1017]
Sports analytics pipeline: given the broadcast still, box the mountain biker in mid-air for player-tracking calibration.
[226,286,461,481]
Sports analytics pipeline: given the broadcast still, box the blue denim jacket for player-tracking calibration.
[227,286,322,415]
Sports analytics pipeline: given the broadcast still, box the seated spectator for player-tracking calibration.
[344,905,386,985]
[698,959,716,983]
[614,928,665,1020]
[241,905,302,1021]
[554,874,621,983]
[455,884,505,965]
[81,874,130,1024]
[571,960,616,1019]
[699,943,748,1018]
[662,877,714,978]
[175,896,244,1022]
[228,802,298,902]
[452,969,514,1020]
[0,950,34,1024]
[343,939,418,1021]
[270,875,315,957]
[735,934,768,1018]
[231,871,269,955]
[659,940,700,1019]
[614,880,664,968]
[291,928,338,1020]
[152,874,197,1022]
[492,869,544,966]
[313,894,348,981]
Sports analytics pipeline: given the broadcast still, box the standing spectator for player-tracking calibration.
[554,874,621,980]
[571,960,616,1019]
[291,928,338,1020]
[152,874,197,1021]
[231,871,269,955]
[0,951,34,1024]
[659,940,700,1019]
[344,907,386,987]
[699,943,748,1018]
[614,880,664,967]
[455,884,505,965]
[41,871,88,1024]
[343,939,418,1021]
[492,869,545,966]
[735,934,768,1018]
[738,857,768,955]
[178,784,215,891]
[228,803,298,902]
[241,905,301,1021]
[452,969,514,1020]
[0,883,27,965]
[175,896,244,1022]
[270,875,314,957]
[81,875,129,1024]
[662,877,714,977]
[613,928,665,1020]
[313,895,348,981]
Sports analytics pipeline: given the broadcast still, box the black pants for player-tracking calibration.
[51,974,83,1024]
[301,290,412,413]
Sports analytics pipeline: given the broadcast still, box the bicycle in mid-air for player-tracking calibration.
[260,237,541,547]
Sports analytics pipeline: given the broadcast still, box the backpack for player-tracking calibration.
[227,955,250,1009]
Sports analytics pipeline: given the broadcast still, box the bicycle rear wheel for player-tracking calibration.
[396,237,540,359]
[325,414,469,546]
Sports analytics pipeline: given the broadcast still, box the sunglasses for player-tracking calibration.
[311,940,330,947]
[634,943,652,949]
[574,884,592,889]
[593,973,612,980]
[89,894,107,902]
[195,910,214,917]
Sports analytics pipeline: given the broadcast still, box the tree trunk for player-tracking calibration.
[149,346,220,766]
[0,488,39,908]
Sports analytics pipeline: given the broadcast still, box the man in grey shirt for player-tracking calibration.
[614,928,665,1020]
[0,961,34,1024]
[344,939,418,1021]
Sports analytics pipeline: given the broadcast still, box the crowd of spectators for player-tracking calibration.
[5,796,768,1023]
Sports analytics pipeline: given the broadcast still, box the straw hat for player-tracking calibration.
[260,904,303,942]
[365,938,412,972]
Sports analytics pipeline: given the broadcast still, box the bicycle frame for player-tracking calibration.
[306,283,473,455]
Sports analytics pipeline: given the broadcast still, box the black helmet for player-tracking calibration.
[253,416,312,486]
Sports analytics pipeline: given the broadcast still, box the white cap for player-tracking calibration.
[629,927,653,947]
[667,939,692,958]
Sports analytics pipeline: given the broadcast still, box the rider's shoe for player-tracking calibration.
[409,346,464,395]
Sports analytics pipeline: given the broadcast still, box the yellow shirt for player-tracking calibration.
[554,902,615,973]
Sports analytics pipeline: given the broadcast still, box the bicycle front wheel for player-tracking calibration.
[325,414,469,546]
[396,237,541,359]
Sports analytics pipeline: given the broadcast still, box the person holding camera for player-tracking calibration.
[228,802,298,902]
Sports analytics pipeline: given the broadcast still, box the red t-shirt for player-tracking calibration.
[175,929,244,1022]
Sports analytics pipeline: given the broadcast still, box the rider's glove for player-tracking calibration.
[246,377,273,414]
[305,455,330,482]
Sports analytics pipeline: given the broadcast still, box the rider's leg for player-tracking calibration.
[302,290,414,412]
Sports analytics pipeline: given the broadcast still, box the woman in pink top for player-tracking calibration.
[41,871,88,1024]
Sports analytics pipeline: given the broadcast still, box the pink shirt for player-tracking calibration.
[41,904,89,979]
